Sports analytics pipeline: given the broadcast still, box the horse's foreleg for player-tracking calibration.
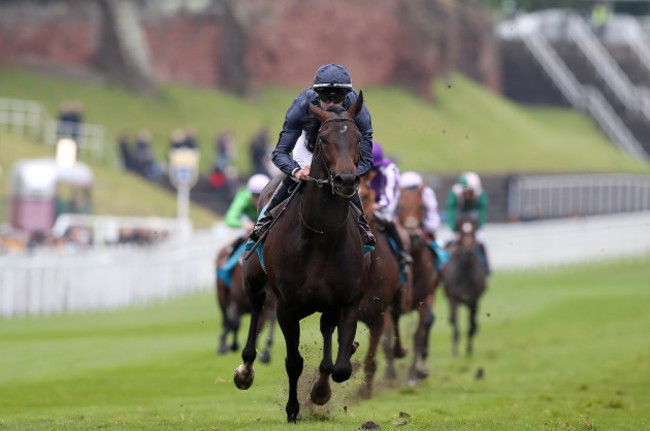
[259,306,277,364]
[332,303,359,383]
[230,304,241,352]
[233,288,265,390]
[407,306,427,386]
[360,320,382,399]
[449,299,460,357]
[311,312,336,405]
[382,307,398,380]
[414,293,436,380]
[467,303,479,356]
[217,282,231,354]
[218,303,231,354]
[391,293,407,359]
[277,304,303,423]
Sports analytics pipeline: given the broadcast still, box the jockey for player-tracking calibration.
[368,142,412,265]
[399,171,441,240]
[399,171,445,269]
[217,173,270,286]
[445,171,490,274]
[249,63,376,247]
[225,173,271,232]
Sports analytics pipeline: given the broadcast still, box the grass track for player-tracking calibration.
[1,256,649,430]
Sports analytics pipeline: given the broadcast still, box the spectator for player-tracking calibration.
[183,125,198,150]
[118,133,134,171]
[169,129,186,152]
[213,129,235,173]
[591,1,612,37]
[134,129,160,179]
[249,127,270,176]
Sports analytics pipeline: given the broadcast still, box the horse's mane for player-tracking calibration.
[303,105,347,153]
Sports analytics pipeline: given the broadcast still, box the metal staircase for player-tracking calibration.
[498,11,650,162]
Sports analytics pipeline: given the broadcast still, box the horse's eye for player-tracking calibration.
[320,136,327,144]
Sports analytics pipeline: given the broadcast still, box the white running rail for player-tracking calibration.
[508,173,650,220]
[0,224,241,318]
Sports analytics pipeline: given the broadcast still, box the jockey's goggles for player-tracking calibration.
[316,88,349,104]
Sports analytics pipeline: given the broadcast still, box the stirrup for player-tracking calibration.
[362,229,376,247]
[399,250,413,265]
[249,217,272,242]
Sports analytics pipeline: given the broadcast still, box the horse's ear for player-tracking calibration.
[347,90,364,119]
[364,169,378,182]
[309,103,329,123]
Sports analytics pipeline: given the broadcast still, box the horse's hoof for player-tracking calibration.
[310,382,332,405]
[233,364,254,390]
[415,369,429,379]
[407,378,419,387]
[218,344,229,355]
[230,343,239,352]
[332,365,352,383]
[258,350,271,364]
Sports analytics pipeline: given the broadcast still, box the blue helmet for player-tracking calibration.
[312,64,353,90]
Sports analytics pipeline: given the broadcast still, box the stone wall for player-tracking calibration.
[0,0,501,98]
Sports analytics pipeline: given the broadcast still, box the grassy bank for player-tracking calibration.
[1,67,647,175]
[0,256,648,430]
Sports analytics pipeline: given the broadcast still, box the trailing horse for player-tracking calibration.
[391,184,441,386]
[215,240,277,363]
[443,214,487,356]
[234,94,368,423]
[356,179,405,399]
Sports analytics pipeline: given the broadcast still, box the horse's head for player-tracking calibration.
[397,185,425,233]
[457,213,478,250]
[308,92,364,199]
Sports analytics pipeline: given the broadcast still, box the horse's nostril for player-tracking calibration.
[334,174,357,188]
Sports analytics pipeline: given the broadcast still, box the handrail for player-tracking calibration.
[569,17,650,121]
[521,32,648,160]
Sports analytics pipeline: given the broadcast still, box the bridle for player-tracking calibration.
[303,116,359,199]
[299,116,358,234]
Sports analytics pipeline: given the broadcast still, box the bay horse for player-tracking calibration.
[443,213,487,356]
[234,95,369,423]
[391,183,441,386]
[215,240,277,363]
[356,178,405,399]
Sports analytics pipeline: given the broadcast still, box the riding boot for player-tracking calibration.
[477,242,491,275]
[351,192,376,247]
[249,178,291,242]
[383,220,413,265]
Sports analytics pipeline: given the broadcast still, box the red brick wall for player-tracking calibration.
[0,0,500,96]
